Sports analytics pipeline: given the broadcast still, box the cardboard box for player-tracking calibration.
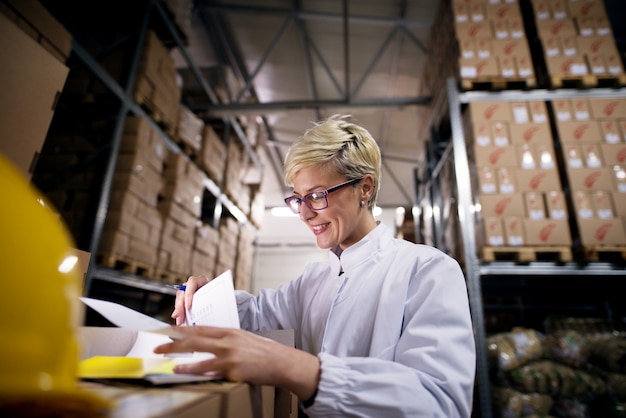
[611,165,626,193]
[563,144,584,169]
[545,54,589,77]
[611,192,626,218]
[474,145,519,167]
[470,101,513,123]
[477,166,498,194]
[523,219,572,245]
[515,168,561,192]
[581,143,604,168]
[589,98,626,120]
[591,190,615,219]
[459,57,499,78]
[571,98,592,121]
[480,193,525,217]
[524,191,546,219]
[0,12,69,179]
[536,18,578,38]
[552,99,573,121]
[0,0,72,63]
[504,216,524,246]
[483,216,505,246]
[572,190,594,219]
[598,120,622,144]
[600,143,626,167]
[577,218,626,246]
[497,166,517,194]
[545,190,568,219]
[567,167,614,191]
[556,120,602,144]
[509,122,553,146]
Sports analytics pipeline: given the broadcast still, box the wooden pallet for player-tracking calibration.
[461,76,537,91]
[481,246,573,263]
[153,268,184,285]
[550,73,626,89]
[97,253,154,278]
[582,245,626,263]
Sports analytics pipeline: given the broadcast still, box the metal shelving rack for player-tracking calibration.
[39,0,261,305]
[445,78,626,418]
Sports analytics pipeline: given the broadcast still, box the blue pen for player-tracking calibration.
[166,284,186,291]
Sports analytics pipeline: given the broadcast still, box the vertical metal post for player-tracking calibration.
[447,78,492,418]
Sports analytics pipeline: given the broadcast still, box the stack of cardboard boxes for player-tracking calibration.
[531,0,624,85]
[557,97,626,246]
[99,116,166,273]
[468,100,573,251]
[454,0,536,86]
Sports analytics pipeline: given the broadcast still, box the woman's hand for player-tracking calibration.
[171,275,210,326]
[154,326,320,400]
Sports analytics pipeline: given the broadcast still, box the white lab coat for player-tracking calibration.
[236,222,476,417]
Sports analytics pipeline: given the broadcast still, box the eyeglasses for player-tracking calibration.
[284,178,361,214]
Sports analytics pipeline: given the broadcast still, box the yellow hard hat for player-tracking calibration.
[0,152,82,394]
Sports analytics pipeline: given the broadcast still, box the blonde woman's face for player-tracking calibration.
[291,166,372,250]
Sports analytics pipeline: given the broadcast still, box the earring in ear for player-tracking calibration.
[360,201,365,208]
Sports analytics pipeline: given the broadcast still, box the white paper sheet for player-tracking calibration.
[80,269,240,348]
[184,269,240,328]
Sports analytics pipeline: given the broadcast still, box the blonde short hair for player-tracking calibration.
[283,114,381,209]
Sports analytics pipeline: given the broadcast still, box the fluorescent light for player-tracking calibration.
[271,207,299,217]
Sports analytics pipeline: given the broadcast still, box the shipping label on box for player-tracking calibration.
[571,98,591,121]
[572,190,594,219]
[546,190,568,219]
[552,99,573,121]
[591,190,615,219]
[529,101,548,123]
[523,219,572,245]
[498,166,517,194]
[524,191,546,219]
[563,144,583,168]
[477,166,498,194]
[504,216,524,246]
[599,120,621,144]
[581,143,604,168]
[483,216,505,246]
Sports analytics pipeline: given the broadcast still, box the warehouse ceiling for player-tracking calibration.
[171,0,441,210]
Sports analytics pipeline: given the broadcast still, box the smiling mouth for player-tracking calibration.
[312,223,329,235]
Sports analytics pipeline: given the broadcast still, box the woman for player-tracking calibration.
[156,114,476,417]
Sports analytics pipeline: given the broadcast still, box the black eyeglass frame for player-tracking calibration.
[284,178,362,214]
